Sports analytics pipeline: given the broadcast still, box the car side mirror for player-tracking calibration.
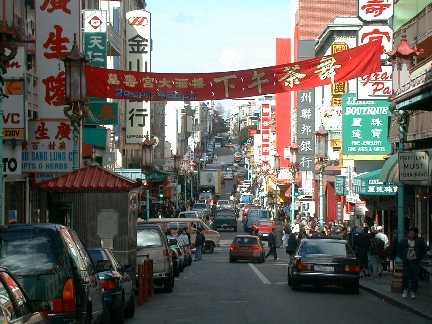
[95,260,111,273]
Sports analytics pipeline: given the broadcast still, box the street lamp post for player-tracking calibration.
[62,35,88,171]
[141,135,158,221]
[315,125,328,230]
[274,153,280,221]
[289,144,299,224]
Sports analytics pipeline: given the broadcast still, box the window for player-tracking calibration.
[234,237,258,245]
[137,229,163,248]
[0,230,60,275]
[299,241,349,257]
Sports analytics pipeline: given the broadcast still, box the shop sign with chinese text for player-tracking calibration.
[3,145,22,176]
[353,176,397,196]
[86,41,383,101]
[399,151,430,183]
[260,103,271,161]
[126,10,151,72]
[335,175,347,196]
[342,94,391,155]
[36,0,80,118]
[22,120,73,172]
[85,101,118,125]
[297,89,315,171]
[4,47,25,79]
[358,0,394,22]
[126,101,150,144]
[358,25,392,60]
[3,80,25,140]
[84,32,107,68]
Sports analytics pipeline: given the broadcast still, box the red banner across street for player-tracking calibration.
[86,41,383,101]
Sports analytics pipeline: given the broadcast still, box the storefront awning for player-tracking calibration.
[39,166,140,192]
[354,169,398,196]
[380,154,399,183]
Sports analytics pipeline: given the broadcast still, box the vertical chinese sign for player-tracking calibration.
[297,89,315,171]
[342,94,391,156]
[31,0,79,173]
[357,0,394,100]
[260,102,271,162]
[83,10,107,68]
[125,10,152,144]
[331,43,349,107]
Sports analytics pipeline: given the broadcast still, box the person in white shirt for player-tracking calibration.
[375,226,389,248]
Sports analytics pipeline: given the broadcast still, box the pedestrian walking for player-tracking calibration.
[368,230,384,277]
[398,227,427,299]
[265,228,278,261]
[356,227,371,277]
[194,228,206,261]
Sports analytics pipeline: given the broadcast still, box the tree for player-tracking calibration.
[239,125,257,145]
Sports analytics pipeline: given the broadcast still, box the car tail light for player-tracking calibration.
[252,245,262,252]
[296,262,313,271]
[48,278,76,314]
[229,244,239,252]
[100,278,118,290]
[345,264,361,273]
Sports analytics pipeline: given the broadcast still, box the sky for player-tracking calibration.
[146,0,295,152]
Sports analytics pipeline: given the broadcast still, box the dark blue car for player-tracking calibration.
[87,248,135,324]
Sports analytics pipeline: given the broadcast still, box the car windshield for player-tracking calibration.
[0,229,60,275]
[137,229,163,248]
[218,200,230,205]
[180,212,197,218]
[216,211,235,218]
[299,241,349,257]
[234,237,258,245]
[248,209,270,218]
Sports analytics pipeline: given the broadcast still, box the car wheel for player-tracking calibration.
[111,299,125,324]
[163,271,174,293]
[124,293,135,319]
[174,264,180,277]
[258,256,265,263]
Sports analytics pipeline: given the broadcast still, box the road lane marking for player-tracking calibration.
[248,263,271,285]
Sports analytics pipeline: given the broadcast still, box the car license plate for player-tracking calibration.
[314,265,333,272]
[262,233,268,236]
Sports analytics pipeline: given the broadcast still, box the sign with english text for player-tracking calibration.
[399,151,430,183]
[3,80,25,140]
[357,65,392,99]
[36,0,80,118]
[358,0,394,22]
[22,120,73,173]
[297,89,315,171]
[126,101,151,143]
[342,94,391,156]
[3,145,22,175]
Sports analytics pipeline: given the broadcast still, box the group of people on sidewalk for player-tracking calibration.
[166,225,206,262]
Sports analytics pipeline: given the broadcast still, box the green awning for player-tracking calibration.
[354,169,398,196]
[380,154,399,183]
[114,168,168,183]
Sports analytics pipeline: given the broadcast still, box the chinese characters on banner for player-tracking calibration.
[297,89,315,171]
[22,120,73,172]
[260,103,271,161]
[86,40,383,102]
[342,94,391,155]
[331,43,349,107]
[358,0,394,100]
[36,0,80,118]
[353,176,397,196]
[125,10,151,144]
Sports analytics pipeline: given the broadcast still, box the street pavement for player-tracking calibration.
[127,225,428,324]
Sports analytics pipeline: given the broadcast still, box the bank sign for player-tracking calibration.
[342,94,391,155]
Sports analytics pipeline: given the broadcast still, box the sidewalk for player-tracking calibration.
[360,272,432,321]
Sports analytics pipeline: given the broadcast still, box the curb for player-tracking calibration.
[360,284,432,321]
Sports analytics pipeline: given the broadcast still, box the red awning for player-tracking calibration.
[38,166,140,192]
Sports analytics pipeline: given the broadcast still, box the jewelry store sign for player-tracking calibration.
[399,151,429,182]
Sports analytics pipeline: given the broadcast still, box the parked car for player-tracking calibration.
[166,237,185,277]
[252,219,277,240]
[212,209,237,232]
[0,224,106,323]
[136,223,175,292]
[192,202,210,219]
[229,235,265,263]
[0,267,46,324]
[87,248,135,323]
[243,209,271,232]
[216,200,232,209]
[148,218,220,254]
[287,239,360,293]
